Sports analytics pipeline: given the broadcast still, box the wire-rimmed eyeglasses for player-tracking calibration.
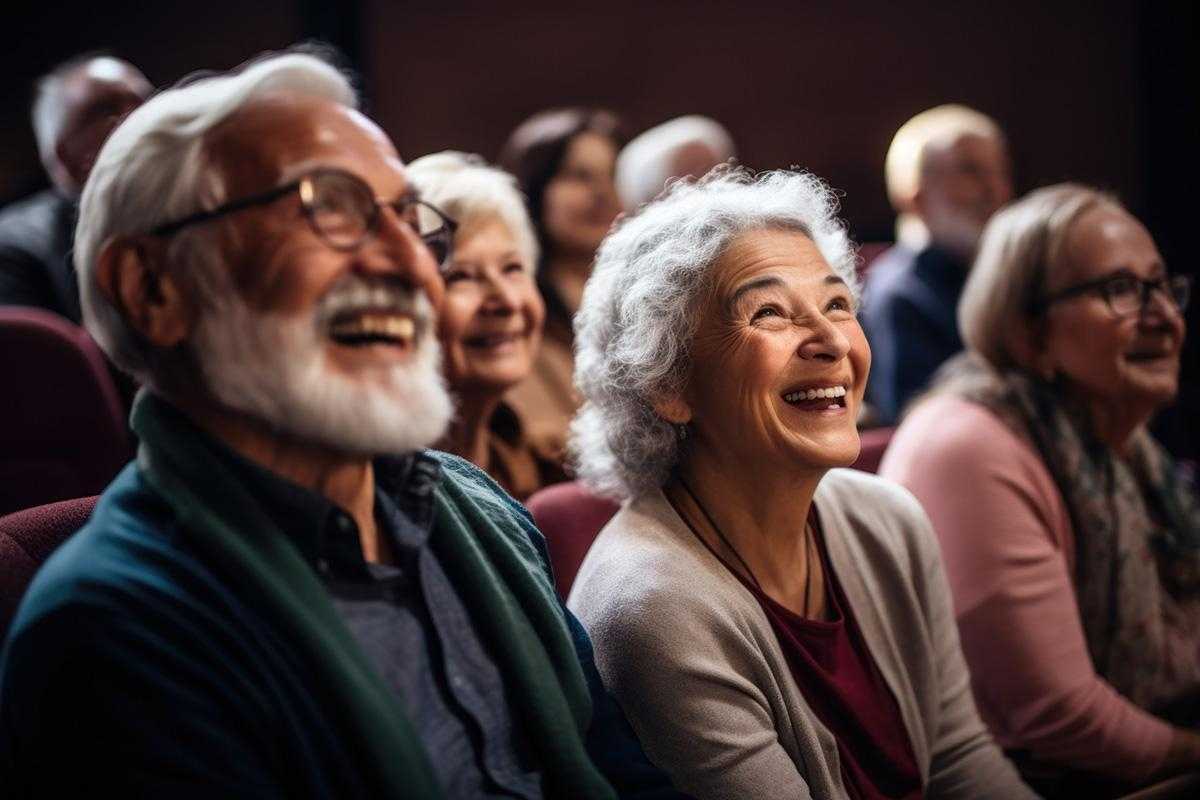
[150,167,459,267]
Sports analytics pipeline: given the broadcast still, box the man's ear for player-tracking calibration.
[652,391,693,426]
[95,235,193,348]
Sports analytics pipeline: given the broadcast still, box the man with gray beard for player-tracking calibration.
[0,51,682,800]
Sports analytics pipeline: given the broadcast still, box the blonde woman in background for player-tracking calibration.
[881,184,1200,797]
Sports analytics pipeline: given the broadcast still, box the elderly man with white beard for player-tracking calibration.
[0,51,682,800]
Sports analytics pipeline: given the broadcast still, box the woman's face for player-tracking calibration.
[671,228,870,475]
[542,131,621,257]
[1038,205,1184,426]
[438,217,545,397]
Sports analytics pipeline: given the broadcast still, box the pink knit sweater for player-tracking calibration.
[879,394,1174,783]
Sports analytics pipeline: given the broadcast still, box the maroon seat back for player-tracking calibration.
[526,481,619,599]
[852,426,896,474]
[0,307,131,515]
[0,495,99,640]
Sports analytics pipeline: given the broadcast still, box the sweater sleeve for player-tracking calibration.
[0,601,285,799]
[904,494,1040,799]
[572,580,815,800]
[882,398,1175,783]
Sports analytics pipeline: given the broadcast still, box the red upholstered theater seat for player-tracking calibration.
[0,495,99,640]
[851,426,895,474]
[0,307,132,515]
[525,481,619,599]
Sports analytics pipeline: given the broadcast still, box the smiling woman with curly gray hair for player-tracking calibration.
[566,167,1034,800]
[570,166,858,499]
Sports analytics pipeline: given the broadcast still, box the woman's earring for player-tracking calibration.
[676,423,689,442]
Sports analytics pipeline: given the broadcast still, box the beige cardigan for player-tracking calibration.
[568,468,1035,800]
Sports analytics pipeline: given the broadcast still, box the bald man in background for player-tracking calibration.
[861,104,1013,424]
[0,53,151,323]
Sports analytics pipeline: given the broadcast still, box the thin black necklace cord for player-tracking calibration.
[674,477,820,616]
[676,476,767,592]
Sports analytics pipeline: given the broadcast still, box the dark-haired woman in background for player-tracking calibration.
[499,108,624,455]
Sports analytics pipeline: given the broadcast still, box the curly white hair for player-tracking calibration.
[570,166,859,499]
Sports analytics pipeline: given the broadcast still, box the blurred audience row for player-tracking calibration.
[1,47,1197,799]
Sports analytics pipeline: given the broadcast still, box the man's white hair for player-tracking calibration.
[615,115,736,211]
[405,151,540,270]
[74,50,357,386]
[571,166,857,499]
[885,104,1004,248]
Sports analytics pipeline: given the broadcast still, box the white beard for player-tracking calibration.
[190,290,454,457]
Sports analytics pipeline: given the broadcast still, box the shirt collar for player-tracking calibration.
[206,434,443,572]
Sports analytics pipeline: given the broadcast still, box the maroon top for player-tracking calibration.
[703,508,923,800]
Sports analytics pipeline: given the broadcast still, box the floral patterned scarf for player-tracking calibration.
[933,353,1200,721]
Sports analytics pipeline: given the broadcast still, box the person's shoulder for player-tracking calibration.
[860,254,934,333]
[422,449,556,575]
[0,190,64,243]
[818,467,929,534]
[890,395,1030,473]
[815,468,946,585]
[429,449,532,518]
[8,465,208,640]
[862,245,916,293]
[570,493,743,632]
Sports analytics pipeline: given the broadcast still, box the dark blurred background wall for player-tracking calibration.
[2,0,1196,452]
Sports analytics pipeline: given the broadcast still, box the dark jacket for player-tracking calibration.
[860,245,968,425]
[0,189,80,323]
[0,391,682,799]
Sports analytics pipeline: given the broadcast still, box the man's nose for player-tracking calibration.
[362,205,446,307]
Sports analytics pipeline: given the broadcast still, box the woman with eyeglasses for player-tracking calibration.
[406,152,566,500]
[880,183,1200,797]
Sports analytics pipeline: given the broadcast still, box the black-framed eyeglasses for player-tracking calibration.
[150,167,459,267]
[1032,272,1191,318]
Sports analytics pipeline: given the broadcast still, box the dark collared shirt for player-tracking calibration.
[221,448,541,799]
[0,189,80,323]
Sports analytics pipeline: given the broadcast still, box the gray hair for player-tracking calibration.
[571,166,857,499]
[405,151,539,270]
[31,52,106,164]
[959,182,1118,370]
[74,50,357,386]
[615,115,737,210]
